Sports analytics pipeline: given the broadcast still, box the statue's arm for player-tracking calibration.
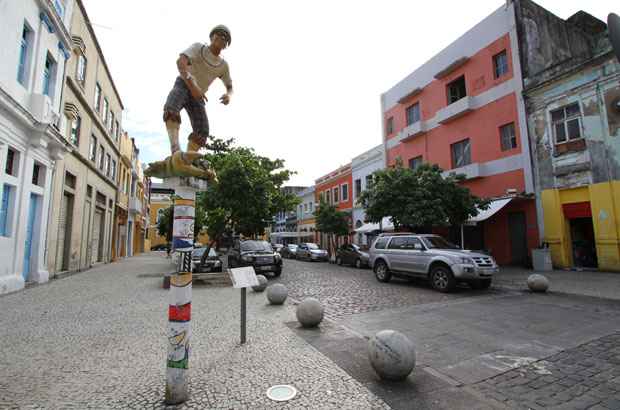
[177,54,203,100]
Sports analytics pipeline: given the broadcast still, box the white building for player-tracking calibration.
[351,144,384,245]
[0,0,74,294]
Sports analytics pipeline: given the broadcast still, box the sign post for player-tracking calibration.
[229,266,259,345]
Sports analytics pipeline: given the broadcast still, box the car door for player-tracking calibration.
[403,237,428,274]
[386,237,408,272]
[342,244,353,265]
[298,244,307,259]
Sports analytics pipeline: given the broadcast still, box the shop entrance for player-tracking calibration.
[569,217,598,268]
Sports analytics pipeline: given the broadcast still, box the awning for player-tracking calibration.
[468,198,513,223]
[355,217,394,233]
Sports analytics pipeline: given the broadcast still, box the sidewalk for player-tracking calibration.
[0,252,388,409]
[493,266,620,300]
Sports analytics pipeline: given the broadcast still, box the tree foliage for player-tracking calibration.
[358,161,489,231]
[315,200,350,257]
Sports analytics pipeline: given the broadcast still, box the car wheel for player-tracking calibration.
[273,268,282,277]
[374,260,391,283]
[430,265,456,293]
[336,256,342,265]
[470,279,492,290]
[355,258,362,269]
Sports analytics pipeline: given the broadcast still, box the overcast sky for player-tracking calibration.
[82,0,615,186]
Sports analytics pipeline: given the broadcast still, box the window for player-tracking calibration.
[65,172,76,189]
[551,103,582,144]
[5,148,19,176]
[98,145,105,170]
[115,120,120,141]
[341,184,349,202]
[76,53,87,86]
[319,192,324,203]
[365,174,373,188]
[373,237,389,249]
[32,163,41,186]
[89,135,97,161]
[500,123,517,151]
[95,83,102,112]
[325,190,331,204]
[388,237,408,250]
[447,76,467,104]
[309,202,313,212]
[69,115,81,146]
[0,184,14,237]
[111,160,117,181]
[451,139,471,168]
[43,53,57,98]
[109,112,115,134]
[354,179,362,197]
[103,97,109,123]
[333,187,339,203]
[304,203,308,212]
[493,50,509,79]
[17,24,33,86]
[408,156,423,170]
[105,153,111,176]
[406,103,420,126]
[386,117,394,135]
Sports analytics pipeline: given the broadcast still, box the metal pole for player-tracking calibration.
[240,287,246,344]
[461,224,465,249]
[165,186,195,404]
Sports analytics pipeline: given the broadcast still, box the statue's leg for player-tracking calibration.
[163,78,190,154]
[185,97,209,152]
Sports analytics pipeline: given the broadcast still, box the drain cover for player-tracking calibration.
[266,385,297,402]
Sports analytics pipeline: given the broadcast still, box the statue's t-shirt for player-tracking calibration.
[181,43,232,94]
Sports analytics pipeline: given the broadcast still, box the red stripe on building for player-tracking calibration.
[169,303,191,322]
[562,202,592,219]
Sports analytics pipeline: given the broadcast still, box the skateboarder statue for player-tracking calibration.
[145,25,233,181]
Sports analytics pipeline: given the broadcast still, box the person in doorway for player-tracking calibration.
[163,25,233,154]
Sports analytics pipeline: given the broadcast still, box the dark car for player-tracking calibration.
[280,244,298,259]
[151,243,169,251]
[336,243,369,268]
[230,240,283,277]
[191,247,222,273]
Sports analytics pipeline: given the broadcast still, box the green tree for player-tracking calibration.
[358,161,489,232]
[315,200,350,258]
[196,146,299,260]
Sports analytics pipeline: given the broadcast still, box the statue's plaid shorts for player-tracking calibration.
[163,77,209,138]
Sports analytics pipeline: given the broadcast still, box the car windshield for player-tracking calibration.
[192,248,217,257]
[306,243,319,250]
[240,241,272,252]
[288,245,297,249]
[422,236,460,249]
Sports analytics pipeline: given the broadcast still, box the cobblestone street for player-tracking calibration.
[2,253,620,409]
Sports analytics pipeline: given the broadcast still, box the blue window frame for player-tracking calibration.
[0,184,12,236]
[17,25,31,85]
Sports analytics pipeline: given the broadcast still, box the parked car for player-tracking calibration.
[336,243,369,268]
[191,247,222,273]
[369,233,498,292]
[229,240,282,277]
[272,243,284,254]
[296,243,328,261]
[151,243,169,251]
[280,244,298,259]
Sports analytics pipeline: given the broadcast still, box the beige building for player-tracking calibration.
[111,131,132,260]
[46,0,122,274]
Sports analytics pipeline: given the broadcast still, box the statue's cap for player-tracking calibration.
[210,25,231,46]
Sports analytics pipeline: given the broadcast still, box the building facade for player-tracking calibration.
[381,1,539,265]
[296,185,316,242]
[0,0,75,294]
[521,4,620,270]
[314,164,353,248]
[351,144,384,246]
[111,131,131,260]
[46,0,122,277]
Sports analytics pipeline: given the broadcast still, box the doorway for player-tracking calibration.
[569,217,598,268]
[23,193,39,280]
[508,212,528,266]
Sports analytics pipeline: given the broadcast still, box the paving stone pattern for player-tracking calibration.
[473,333,620,409]
[275,259,502,319]
[0,254,389,409]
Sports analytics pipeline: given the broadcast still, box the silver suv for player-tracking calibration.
[369,233,498,292]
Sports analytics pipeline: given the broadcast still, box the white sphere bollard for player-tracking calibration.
[368,330,416,381]
[267,284,288,305]
[527,274,550,293]
[296,298,324,328]
[252,275,268,292]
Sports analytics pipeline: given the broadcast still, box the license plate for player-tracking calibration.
[259,266,272,271]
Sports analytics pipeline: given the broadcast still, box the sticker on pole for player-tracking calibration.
[229,267,259,288]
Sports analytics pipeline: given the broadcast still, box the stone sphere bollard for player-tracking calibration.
[527,274,550,293]
[252,275,268,292]
[368,330,416,381]
[267,284,288,305]
[296,298,324,328]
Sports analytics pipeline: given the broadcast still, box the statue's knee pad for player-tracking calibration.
[163,110,182,124]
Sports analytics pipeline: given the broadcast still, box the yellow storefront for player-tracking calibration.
[542,181,620,271]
